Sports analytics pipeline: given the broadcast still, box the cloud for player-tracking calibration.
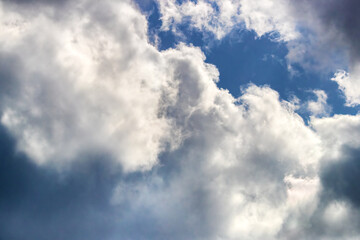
[296,0,360,61]
[278,114,360,239]
[0,125,121,240]
[109,83,324,239]
[307,90,331,117]
[1,0,360,239]
[311,114,360,160]
[157,0,299,41]
[2,0,67,4]
[155,0,360,107]
[287,0,360,104]
[321,147,360,208]
[155,0,359,66]
[0,0,181,171]
[331,69,360,106]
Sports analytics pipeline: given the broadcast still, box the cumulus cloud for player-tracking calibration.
[331,69,360,106]
[110,83,323,239]
[307,90,331,117]
[0,0,182,171]
[311,114,360,160]
[157,0,299,41]
[294,115,360,240]
[1,0,360,239]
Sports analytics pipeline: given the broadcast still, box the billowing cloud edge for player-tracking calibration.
[1,0,360,239]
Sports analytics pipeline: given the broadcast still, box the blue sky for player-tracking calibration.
[1,0,360,239]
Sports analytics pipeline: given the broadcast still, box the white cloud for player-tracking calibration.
[307,90,330,117]
[1,0,360,239]
[331,69,360,106]
[157,0,299,41]
[0,0,181,171]
[240,0,298,41]
[311,114,360,160]
[111,83,324,239]
[158,0,241,39]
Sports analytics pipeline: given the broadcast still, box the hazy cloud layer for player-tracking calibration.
[1,0,360,239]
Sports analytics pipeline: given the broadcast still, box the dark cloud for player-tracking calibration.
[301,146,360,239]
[0,124,210,240]
[295,0,360,60]
[279,146,360,239]
[0,53,22,101]
[318,0,360,61]
[321,147,360,207]
[0,124,121,240]
[0,121,217,240]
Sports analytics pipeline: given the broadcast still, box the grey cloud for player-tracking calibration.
[1,0,69,6]
[321,146,360,207]
[0,121,170,240]
[279,146,360,240]
[285,0,360,70]
[280,200,360,240]
[0,0,70,19]
[305,0,360,60]
[0,121,287,240]
[0,53,23,101]
[0,125,119,240]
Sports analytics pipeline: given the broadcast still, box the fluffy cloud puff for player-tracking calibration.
[111,82,324,239]
[0,0,360,239]
[157,0,299,41]
[331,69,360,106]
[0,0,182,171]
[306,90,331,117]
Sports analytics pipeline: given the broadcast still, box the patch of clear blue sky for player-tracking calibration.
[135,0,359,120]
